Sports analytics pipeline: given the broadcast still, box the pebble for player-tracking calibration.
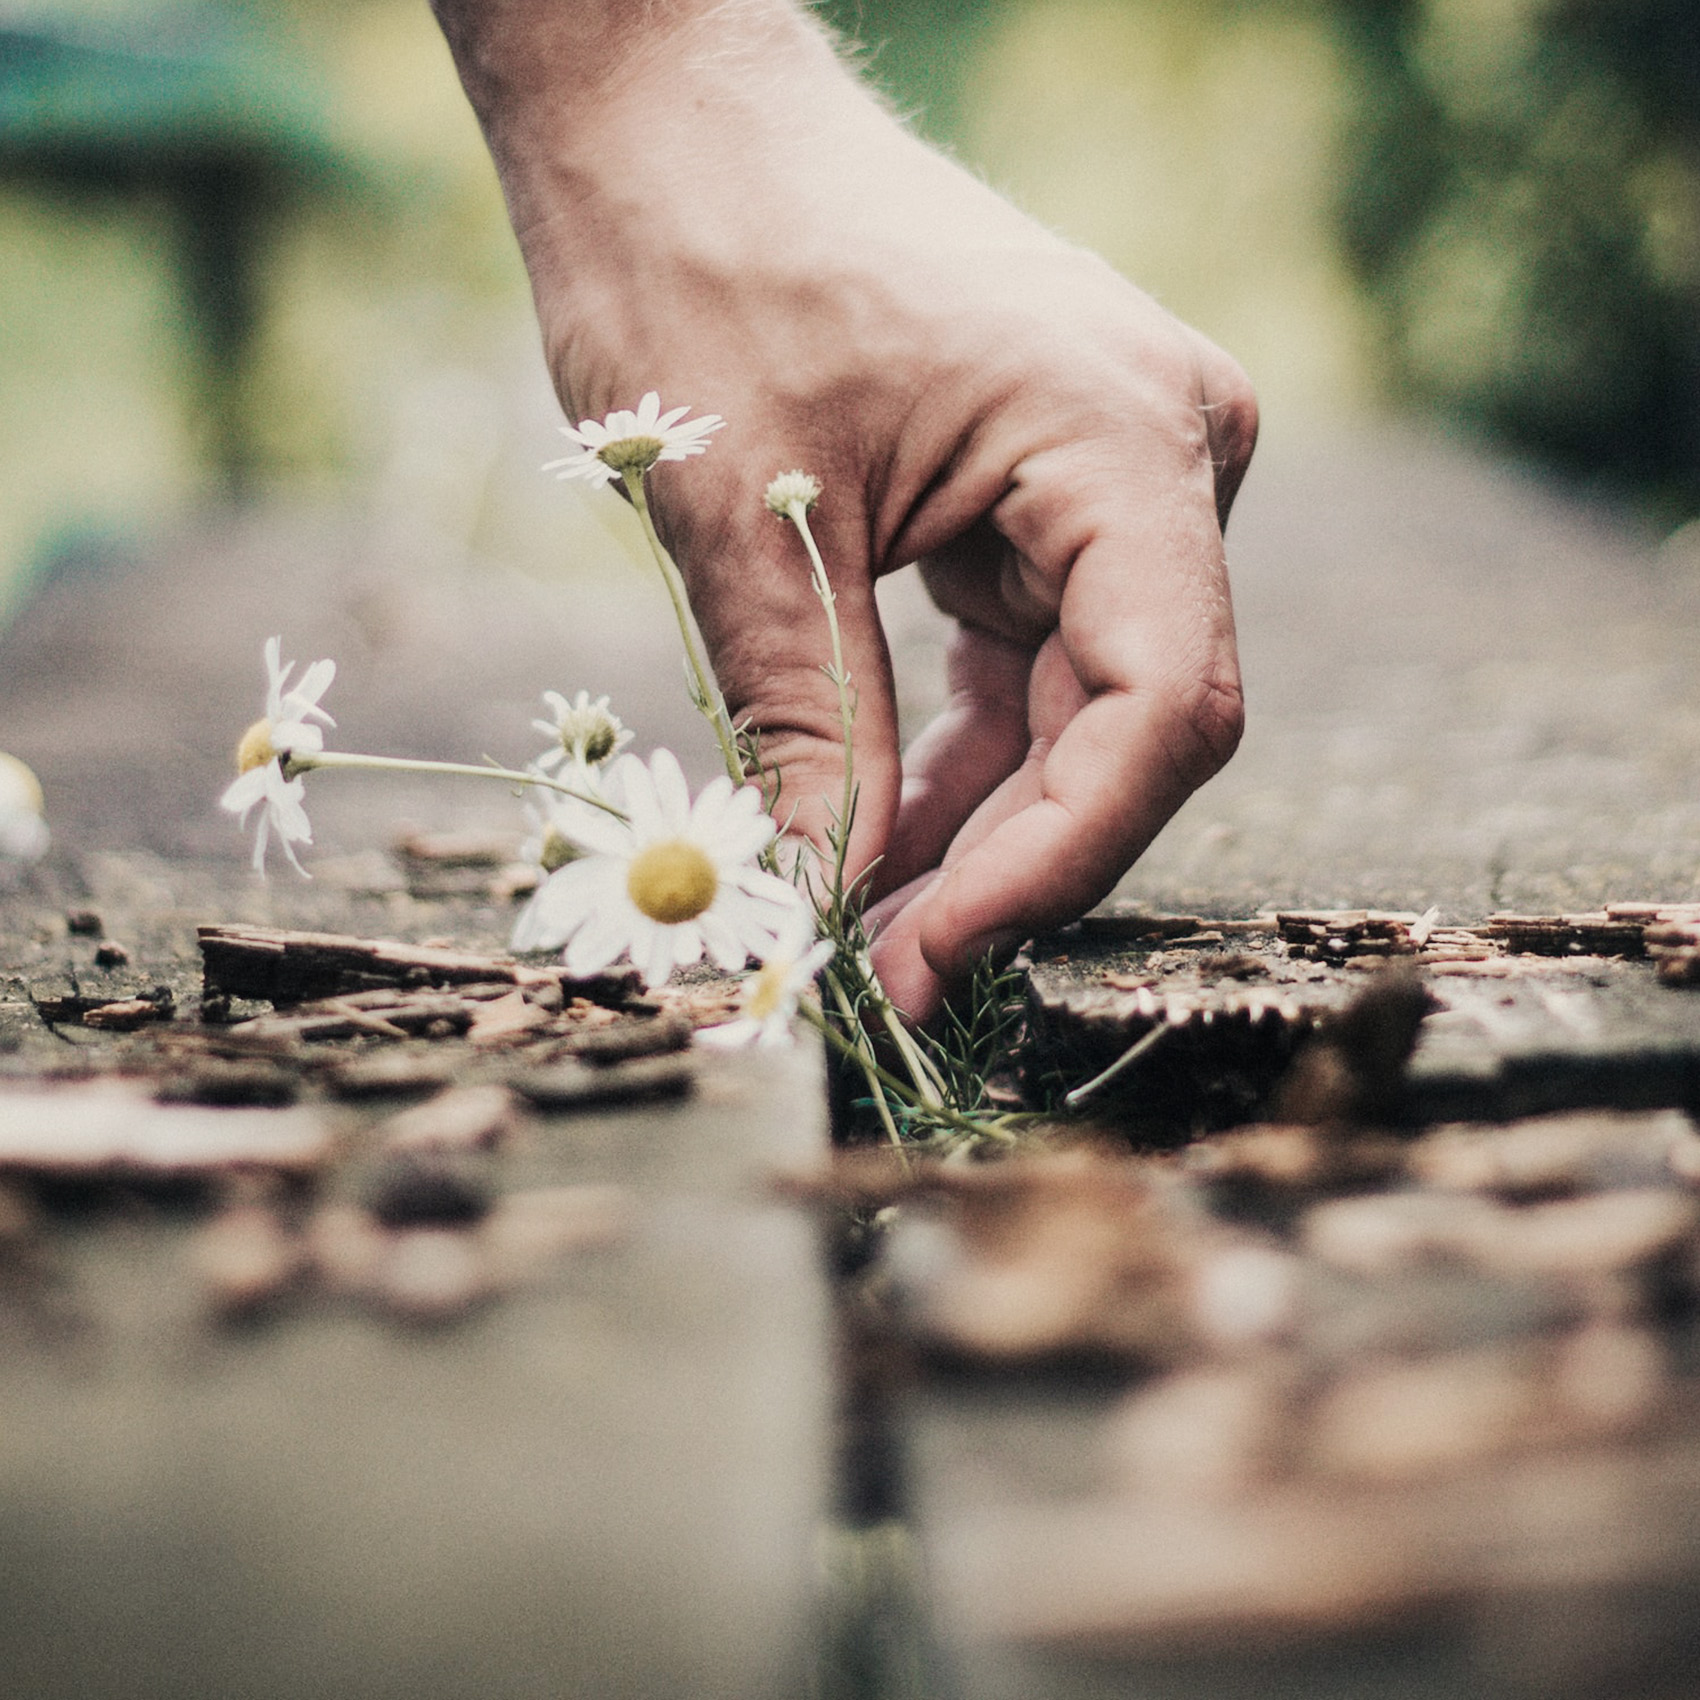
[307,1203,387,1292]
[1302,1191,1500,1274]
[320,1049,456,1100]
[64,909,102,937]
[513,1054,694,1111]
[92,941,130,968]
[1551,1321,1665,1434]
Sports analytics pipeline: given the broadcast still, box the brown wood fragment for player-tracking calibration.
[197,922,639,1008]
[467,989,553,1047]
[80,997,170,1031]
[512,1054,695,1110]
[1487,913,1647,957]
[225,988,477,1044]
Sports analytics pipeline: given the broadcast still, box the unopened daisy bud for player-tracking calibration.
[764,471,822,517]
[0,751,49,862]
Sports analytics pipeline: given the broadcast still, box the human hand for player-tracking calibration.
[434,0,1256,1020]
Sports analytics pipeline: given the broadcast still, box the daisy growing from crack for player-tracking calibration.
[511,747,800,987]
[697,907,834,1050]
[531,690,632,777]
[0,751,49,863]
[220,636,336,875]
[543,391,723,489]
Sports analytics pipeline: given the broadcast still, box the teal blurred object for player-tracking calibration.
[0,15,349,491]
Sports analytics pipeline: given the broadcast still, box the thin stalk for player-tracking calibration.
[802,1003,1020,1146]
[825,968,902,1146]
[1062,1019,1172,1110]
[623,469,743,786]
[285,749,626,821]
[784,500,856,904]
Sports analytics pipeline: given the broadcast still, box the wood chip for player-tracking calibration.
[466,989,554,1047]
[198,922,639,1008]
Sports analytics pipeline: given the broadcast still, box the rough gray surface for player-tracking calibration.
[894,430,1700,1700]
[0,859,830,1700]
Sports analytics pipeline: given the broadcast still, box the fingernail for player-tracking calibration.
[960,928,1028,969]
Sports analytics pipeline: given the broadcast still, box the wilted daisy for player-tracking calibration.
[531,690,632,775]
[0,751,49,862]
[219,636,337,875]
[511,748,800,987]
[544,391,723,489]
[697,909,834,1050]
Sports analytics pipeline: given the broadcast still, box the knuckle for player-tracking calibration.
[1160,657,1245,789]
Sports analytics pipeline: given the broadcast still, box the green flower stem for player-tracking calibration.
[801,1000,1019,1146]
[1061,1019,1172,1110]
[824,968,902,1146]
[783,500,856,904]
[284,749,626,821]
[622,469,744,787]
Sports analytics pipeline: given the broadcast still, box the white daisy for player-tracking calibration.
[219,636,337,876]
[531,689,632,775]
[510,747,801,987]
[543,391,724,489]
[697,909,835,1049]
[0,751,49,862]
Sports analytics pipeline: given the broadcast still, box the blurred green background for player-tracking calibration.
[2,0,1697,621]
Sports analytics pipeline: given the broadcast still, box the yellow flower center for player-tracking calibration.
[236,717,277,774]
[597,435,664,477]
[744,958,792,1022]
[626,838,717,924]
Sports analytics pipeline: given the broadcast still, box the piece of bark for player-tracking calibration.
[1487,913,1648,958]
[554,1010,692,1065]
[226,989,477,1044]
[467,989,554,1047]
[197,922,639,1008]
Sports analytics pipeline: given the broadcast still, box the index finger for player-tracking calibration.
[898,424,1243,997]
